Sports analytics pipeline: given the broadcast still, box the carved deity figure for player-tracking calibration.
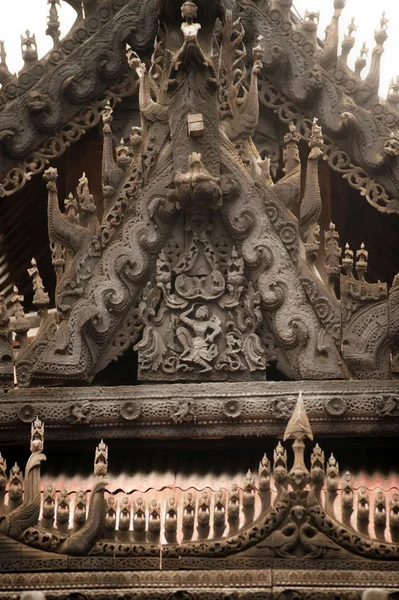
[177,305,221,372]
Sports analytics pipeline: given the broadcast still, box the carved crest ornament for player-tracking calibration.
[0,0,393,388]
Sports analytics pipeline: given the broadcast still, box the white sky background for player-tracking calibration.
[0,0,398,97]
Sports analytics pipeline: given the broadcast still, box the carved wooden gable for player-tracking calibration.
[3,0,396,387]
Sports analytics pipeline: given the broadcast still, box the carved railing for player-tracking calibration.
[2,397,399,560]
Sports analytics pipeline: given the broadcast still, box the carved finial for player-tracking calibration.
[341,17,357,64]
[283,122,301,175]
[28,258,50,316]
[342,242,354,276]
[324,222,341,294]
[77,173,96,214]
[94,439,108,477]
[354,42,369,77]
[310,443,325,489]
[387,76,399,104]
[375,11,389,46]
[9,285,29,350]
[374,488,387,530]
[102,100,113,130]
[356,242,368,281]
[326,453,339,493]
[0,41,12,86]
[20,30,38,67]
[284,391,313,442]
[271,0,292,21]
[130,126,143,154]
[0,294,13,389]
[341,471,354,515]
[303,10,320,40]
[31,417,44,453]
[252,35,264,62]
[300,119,323,263]
[258,453,271,493]
[64,193,79,225]
[46,0,61,47]
[116,138,130,170]
[181,0,198,21]
[320,0,346,71]
[273,441,288,491]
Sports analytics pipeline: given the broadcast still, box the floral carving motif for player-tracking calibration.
[120,401,141,421]
[325,397,347,416]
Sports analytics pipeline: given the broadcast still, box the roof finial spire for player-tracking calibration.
[284,391,313,491]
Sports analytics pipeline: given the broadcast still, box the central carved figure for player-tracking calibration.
[178,304,222,372]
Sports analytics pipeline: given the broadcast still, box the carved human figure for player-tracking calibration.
[177,305,221,372]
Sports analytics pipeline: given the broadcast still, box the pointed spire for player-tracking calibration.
[283,392,313,491]
[300,118,323,263]
[283,391,313,442]
[46,0,61,47]
[341,17,357,64]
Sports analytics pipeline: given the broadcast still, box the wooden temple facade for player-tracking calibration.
[0,0,399,598]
